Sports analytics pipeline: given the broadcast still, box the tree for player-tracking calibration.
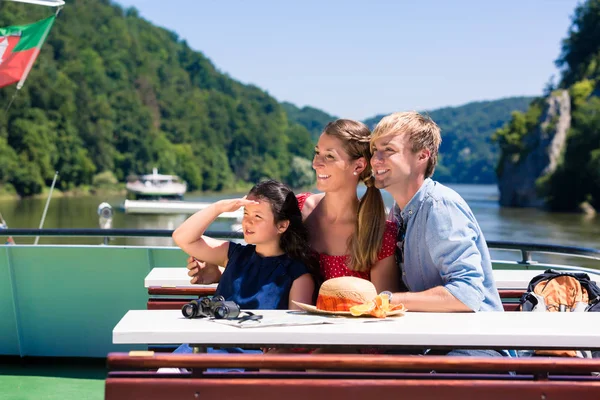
[542,96,600,211]
[286,156,315,189]
[556,0,600,87]
[0,0,316,196]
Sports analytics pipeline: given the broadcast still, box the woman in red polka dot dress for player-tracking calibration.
[298,119,399,293]
[185,119,400,294]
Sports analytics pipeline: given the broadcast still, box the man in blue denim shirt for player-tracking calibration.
[370,111,504,357]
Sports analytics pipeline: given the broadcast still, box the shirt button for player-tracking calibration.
[408,210,413,215]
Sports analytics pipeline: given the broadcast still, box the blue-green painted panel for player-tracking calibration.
[3,245,181,357]
[150,247,189,268]
[0,247,20,355]
[3,244,591,358]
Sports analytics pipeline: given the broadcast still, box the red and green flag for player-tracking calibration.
[0,15,56,89]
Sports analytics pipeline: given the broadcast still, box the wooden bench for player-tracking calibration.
[499,289,524,311]
[147,287,216,310]
[145,268,533,311]
[105,352,600,400]
[148,287,524,311]
[145,268,217,310]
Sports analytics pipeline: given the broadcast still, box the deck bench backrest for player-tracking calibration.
[105,352,600,400]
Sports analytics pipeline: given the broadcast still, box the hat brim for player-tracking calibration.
[292,301,405,317]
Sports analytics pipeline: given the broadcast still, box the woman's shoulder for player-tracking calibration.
[295,192,311,211]
[382,220,398,242]
[376,220,398,261]
[384,219,398,232]
[296,192,313,201]
[297,192,324,213]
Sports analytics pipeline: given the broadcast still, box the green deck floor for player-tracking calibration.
[0,358,105,400]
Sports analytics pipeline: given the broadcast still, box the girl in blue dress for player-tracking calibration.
[170,179,317,359]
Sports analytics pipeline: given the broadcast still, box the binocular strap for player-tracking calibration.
[236,311,263,324]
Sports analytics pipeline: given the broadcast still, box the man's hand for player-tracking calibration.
[186,256,222,284]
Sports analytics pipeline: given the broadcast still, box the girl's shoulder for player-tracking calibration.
[227,242,255,261]
[286,257,312,280]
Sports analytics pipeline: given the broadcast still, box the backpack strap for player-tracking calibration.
[520,292,546,312]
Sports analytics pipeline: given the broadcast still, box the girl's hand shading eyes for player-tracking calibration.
[216,196,260,213]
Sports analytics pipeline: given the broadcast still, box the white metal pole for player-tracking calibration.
[0,211,15,244]
[33,171,58,245]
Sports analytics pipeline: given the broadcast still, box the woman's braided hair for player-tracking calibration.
[321,119,387,272]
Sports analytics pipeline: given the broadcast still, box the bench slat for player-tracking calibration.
[105,377,600,400]
[107,353,600,374]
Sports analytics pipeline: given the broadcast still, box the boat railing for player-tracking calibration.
[0,228,242,239]
[2,228,600,270]
[486,240,600,264]
[3,228,599,253]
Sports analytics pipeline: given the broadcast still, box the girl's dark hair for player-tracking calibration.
[247,179,320,283]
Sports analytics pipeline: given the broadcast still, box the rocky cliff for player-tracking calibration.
[498,90,571,207]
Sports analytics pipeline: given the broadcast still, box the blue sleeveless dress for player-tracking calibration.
[214,242,309,309]
[174,241,310,363]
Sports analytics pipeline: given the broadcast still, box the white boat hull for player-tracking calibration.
[125,182,187,197]
[122,199,242,219]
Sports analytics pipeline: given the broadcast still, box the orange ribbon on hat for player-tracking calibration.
[349,293,406,318]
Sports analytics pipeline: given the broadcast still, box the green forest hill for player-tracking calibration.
[0,0,315,197]
[0,0,531,197]
[285,97,533,184]
[494,0,600,212]
[363,97,534,184]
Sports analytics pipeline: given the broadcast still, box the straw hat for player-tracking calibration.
[292,276,406,318]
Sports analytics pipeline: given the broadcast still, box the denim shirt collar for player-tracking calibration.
[397,178,434,224]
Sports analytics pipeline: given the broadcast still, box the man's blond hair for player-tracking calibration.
[371,111,442,178]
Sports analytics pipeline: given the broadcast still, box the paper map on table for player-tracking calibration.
[209,311,396,329]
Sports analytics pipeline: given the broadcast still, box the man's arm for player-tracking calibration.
[391,286,472,312]
[393,198,485,312]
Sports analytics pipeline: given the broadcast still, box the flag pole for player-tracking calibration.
[5,0,65,7]
[4,88,19,113]
[16,9,60,90]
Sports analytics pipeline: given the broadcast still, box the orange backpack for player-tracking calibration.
[519,269,600,357]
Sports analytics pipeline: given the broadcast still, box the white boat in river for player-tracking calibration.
[122,199,243,219]
[125,168,187,200]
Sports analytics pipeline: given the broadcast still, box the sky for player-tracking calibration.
[115,0,581,120]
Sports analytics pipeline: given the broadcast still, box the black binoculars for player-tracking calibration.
[181,295,241,319]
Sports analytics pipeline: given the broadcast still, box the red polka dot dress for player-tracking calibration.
[296,193,397,281]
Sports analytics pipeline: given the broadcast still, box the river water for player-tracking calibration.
[0,184,598,266]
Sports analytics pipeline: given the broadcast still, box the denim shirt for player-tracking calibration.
[393,178,503,312]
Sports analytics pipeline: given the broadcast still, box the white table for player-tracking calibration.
[145,267,217,290]
[113,309,600,350]
[144,267,600,291]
